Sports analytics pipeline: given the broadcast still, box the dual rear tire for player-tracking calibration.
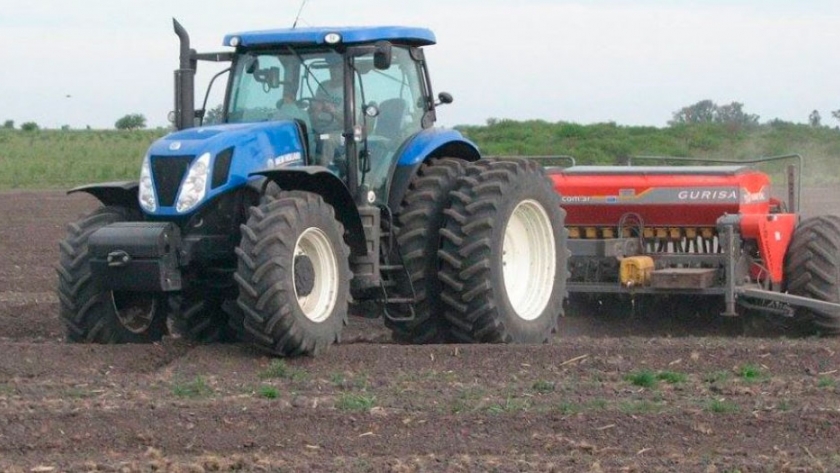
[437,159,568,343]
[385,158,466,343]
[388,158,568,344]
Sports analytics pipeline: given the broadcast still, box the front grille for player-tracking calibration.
[151,155,193,207]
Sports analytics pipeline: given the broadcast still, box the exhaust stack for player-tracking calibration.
[173,19,196,130]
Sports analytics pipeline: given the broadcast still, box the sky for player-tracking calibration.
[2,0,839,130]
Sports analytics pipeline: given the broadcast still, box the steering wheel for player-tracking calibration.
[296,98,313,111]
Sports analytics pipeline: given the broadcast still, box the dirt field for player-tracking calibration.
[0,187,839,472]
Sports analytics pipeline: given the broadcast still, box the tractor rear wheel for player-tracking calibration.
[58,206,167,343]
[234,191,351,356]
[784,215,840,334]
[438,159,568,343]
[386,158,466,343]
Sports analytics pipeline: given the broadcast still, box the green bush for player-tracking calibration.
[625,370,657,388]
[336,393,376,411]
[172,376,213,398]
[657,371,688,384]
[115,113,147,130]
[257,385,280,399]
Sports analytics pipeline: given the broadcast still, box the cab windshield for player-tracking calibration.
[226,48,341,125]
[225,45,429,203]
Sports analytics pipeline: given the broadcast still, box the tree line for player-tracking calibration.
[2,114,147,132]
[669,99,840,129]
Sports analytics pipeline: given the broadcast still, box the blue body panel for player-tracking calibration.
[145,121,304,217]
[224,26,435,48]
[395,128,479,167]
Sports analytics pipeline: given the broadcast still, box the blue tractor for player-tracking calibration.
[58,20,568,355]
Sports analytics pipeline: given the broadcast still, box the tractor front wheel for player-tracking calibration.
[784,215,840,335]
[58,206,167,343]
[169,275,239,343]
[234,191,351,356]
[438,159,568,343]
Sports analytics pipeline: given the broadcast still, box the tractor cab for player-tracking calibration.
[174,25,450,208]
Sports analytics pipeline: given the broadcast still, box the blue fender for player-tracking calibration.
[395,128,480,167]
[388,128,480,211]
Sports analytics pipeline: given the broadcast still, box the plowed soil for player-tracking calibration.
[1,187,839,472]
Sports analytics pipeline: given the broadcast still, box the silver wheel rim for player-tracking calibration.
[111,292,157,334]
[502,200,557,321]
[293,227,339,323]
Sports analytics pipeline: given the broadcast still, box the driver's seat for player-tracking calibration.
[373,98,406,140]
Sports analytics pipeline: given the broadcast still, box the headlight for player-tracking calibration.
[175,152,211,213]
[138,155,157,212]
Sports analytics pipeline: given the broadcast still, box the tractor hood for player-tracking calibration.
[148,121,304,159]
[140,121,306,217]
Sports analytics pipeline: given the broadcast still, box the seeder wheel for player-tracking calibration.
[784,215,840,335]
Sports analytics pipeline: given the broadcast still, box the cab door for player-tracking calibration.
[354,46,427,202]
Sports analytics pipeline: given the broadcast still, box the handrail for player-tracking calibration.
[488,155,576,167]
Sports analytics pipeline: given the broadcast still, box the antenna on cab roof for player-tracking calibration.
[292,0,308,29]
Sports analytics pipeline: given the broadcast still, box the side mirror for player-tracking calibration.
[436,92,453,106]
[374,41,392,70]
[254,66,282,89]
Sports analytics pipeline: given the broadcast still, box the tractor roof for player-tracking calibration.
[223,26,436,48]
